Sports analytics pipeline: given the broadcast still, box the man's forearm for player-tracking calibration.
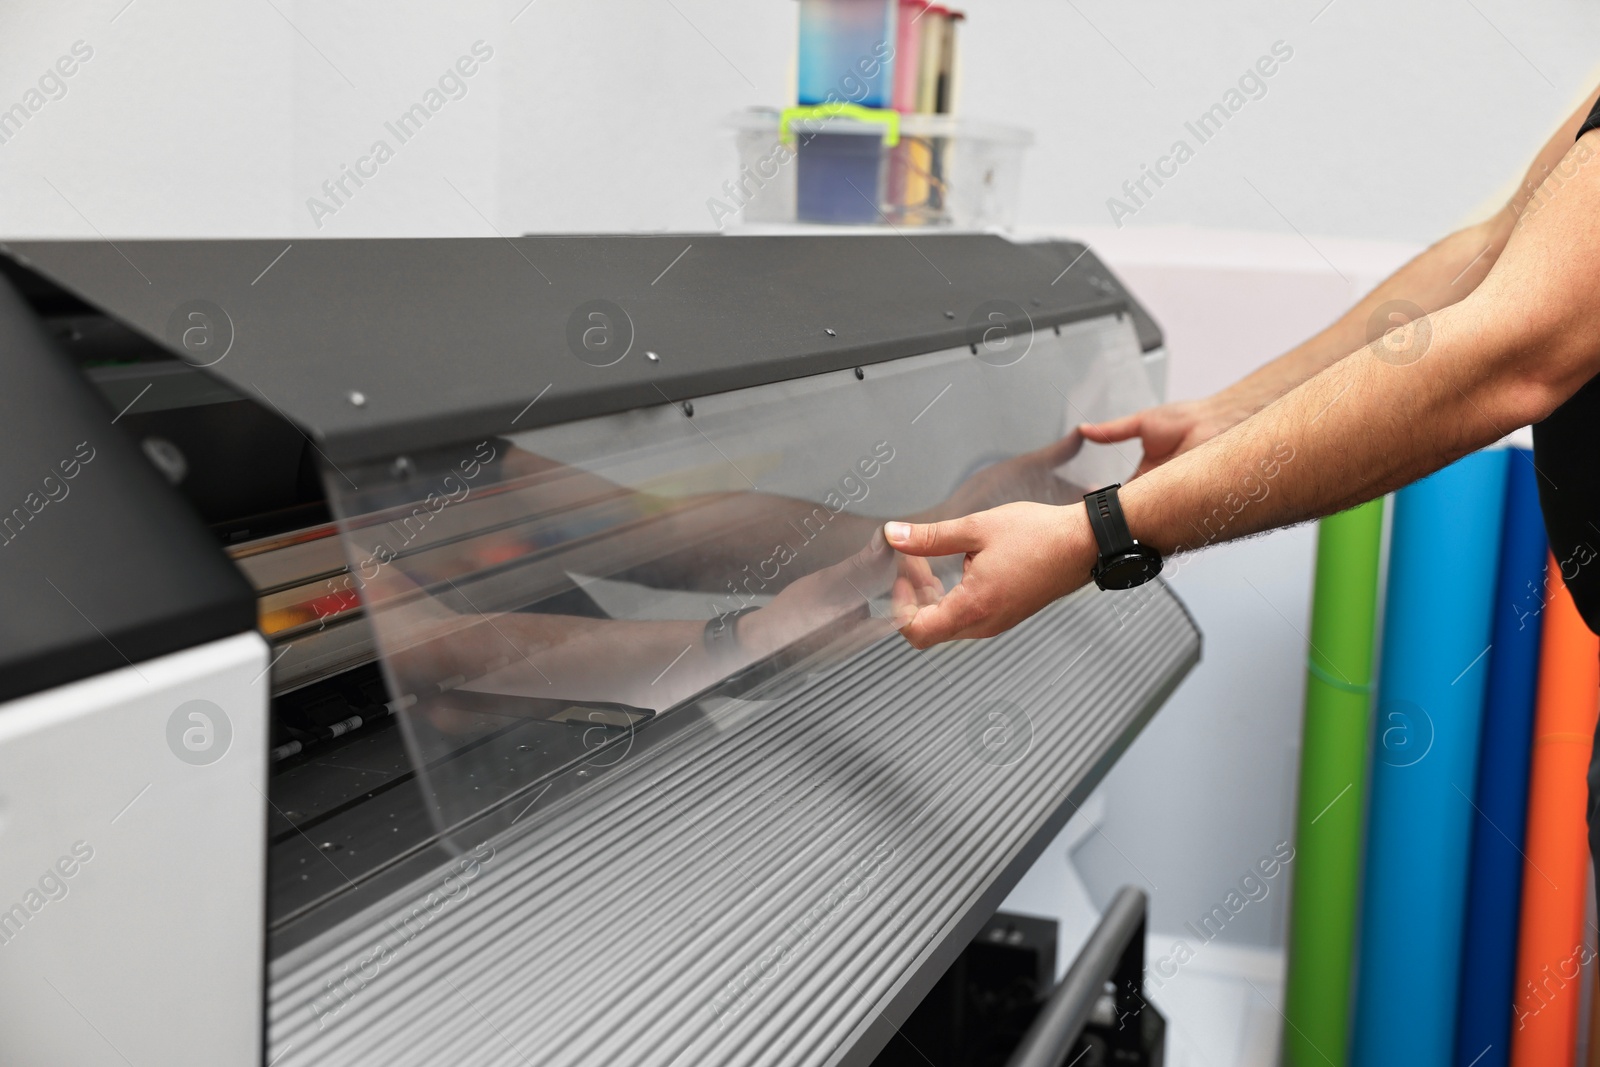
[1119,299,1556,564]
[1218,214,1514,418]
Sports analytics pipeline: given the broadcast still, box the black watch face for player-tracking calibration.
[1095,550,1162,590]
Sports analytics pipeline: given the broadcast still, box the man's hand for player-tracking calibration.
[883,502,1098,649]
[1079,393,1254,479]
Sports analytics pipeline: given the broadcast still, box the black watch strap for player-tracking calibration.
[1083,484,1135,557]
[704,605,758,665]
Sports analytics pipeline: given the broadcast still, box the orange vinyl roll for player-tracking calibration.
[1590,866,1600,1067]
[1511,557,1600,1066]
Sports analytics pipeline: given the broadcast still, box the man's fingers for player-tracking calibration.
[896,554,945,600]
[1078,414,1142,443]
[899,583,987,649]
[892,552,951,630]
[883,516,982,558]
[890,575,923,629]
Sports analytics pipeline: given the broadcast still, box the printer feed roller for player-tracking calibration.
[267,582,1197,1066]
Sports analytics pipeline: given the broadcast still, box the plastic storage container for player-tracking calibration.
[723,109,1031,229]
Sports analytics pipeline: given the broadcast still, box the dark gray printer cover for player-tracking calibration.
[0,235,1158,466]
[0,275,256,704]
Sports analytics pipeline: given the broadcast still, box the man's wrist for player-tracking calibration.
[1110,479,1167,558]
[1059,502,1100,589]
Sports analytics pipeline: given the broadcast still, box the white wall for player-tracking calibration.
[3,0,1598,240]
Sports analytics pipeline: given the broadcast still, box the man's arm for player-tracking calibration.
[886,124,1600,648]
[1080,87,1600,478]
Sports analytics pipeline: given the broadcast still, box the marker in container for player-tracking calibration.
[886,0,929,216]
[796,0,895,107]
[794,0,898,223]
[892,0,927,111]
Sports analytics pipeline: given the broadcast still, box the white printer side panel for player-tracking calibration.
[0,631,268,1067]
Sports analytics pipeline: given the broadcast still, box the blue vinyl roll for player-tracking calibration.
[1352,449,1510,1067]
[1454,451,1547,1067]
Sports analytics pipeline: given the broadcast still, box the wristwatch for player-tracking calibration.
[1083,484,1163,590]
[703,605,758,665]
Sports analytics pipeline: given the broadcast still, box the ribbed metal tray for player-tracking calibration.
[267,581,1199,1067]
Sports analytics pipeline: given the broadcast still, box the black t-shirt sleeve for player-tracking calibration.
[1578,94,1600,140]
[1533,390,1600,634]
[1531,92,1600,636]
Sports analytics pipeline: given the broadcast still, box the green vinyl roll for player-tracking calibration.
[1283,498,1385,1067]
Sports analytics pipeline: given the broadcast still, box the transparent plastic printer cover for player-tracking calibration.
[321,315,1156,850]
